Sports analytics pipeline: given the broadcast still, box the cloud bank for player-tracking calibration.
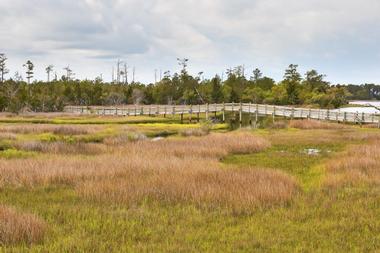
[0,0,379,83]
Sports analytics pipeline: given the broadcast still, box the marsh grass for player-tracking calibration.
[0,124,102,135]
[78,168,298,213]
[0,205,46,246]
[0,149,36,159]
[0,116,380,252]
[15,141,106,155]
[0,132,298,213]
[289,119,348,129]
[325,143,380,188]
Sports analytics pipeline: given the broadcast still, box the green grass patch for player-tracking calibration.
[0,149,36,159]
[223,131,348,191]
[0,185,379,252]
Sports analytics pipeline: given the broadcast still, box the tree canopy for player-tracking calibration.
[0,54,371,113]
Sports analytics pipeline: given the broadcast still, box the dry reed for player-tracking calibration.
[0,132,298,212]
[0,133,17,140]
[0,205,46,245]
[0,124,102,135]
[15,141,106,155]
[289,120,347,129]
[325,143,380,188]
[179,126,210,137]
[78,167,298,212]
[102,133,147,146]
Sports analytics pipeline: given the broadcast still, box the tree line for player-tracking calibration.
[0,54,376,113]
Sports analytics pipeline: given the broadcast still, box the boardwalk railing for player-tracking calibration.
[64,103,380,125]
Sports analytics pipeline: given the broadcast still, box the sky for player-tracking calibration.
[1,0,380,84]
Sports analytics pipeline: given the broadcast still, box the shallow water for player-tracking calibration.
[333,101,380,114]
[333,107,380,114]
[349,101,380,107]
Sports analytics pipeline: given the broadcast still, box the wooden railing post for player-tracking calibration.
[239,102,243,126]
[189,104,193,123]
[249,103,252,126]
[206,103,209,120]
[255,104,259,128]
[222,103,225,123]
[197,104,200,122]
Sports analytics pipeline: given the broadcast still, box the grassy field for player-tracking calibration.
[0,114,379,252]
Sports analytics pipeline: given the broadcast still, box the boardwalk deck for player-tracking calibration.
[64,103,380,125]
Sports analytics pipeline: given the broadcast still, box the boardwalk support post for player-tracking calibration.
[189,105,193,123]
[255,104,259,128]
[206,103,209,121]
[239,102,243,127]
[249,103,252,126]
[222,103,225,123]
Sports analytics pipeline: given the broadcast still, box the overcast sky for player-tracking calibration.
[1,0,380,84]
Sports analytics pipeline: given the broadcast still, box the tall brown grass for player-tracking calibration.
[289,120,348,129]
[0,205,46,245]
[179,128,209,137]
[0,124,102,135]
[325,143,380,188]
[102,133,147,146]
[0,133,17,140]
[15,141,107,155]
[0,132,298,212]
[78,168,298,212]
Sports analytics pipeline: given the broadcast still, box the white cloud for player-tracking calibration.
[0,0,380,83]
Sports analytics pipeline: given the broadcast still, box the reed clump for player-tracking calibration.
[0,124,102,135]
[0,205,46,245]
[324,143,380,188]
[289,120,347,129]
[0,132,299,212]
[78,167,298,213]
[15,141,106,155]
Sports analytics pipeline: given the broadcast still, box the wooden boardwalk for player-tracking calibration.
[64,103,380,125]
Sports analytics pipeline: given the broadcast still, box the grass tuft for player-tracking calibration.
[0,205,46,246]
[289,120,348,129]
